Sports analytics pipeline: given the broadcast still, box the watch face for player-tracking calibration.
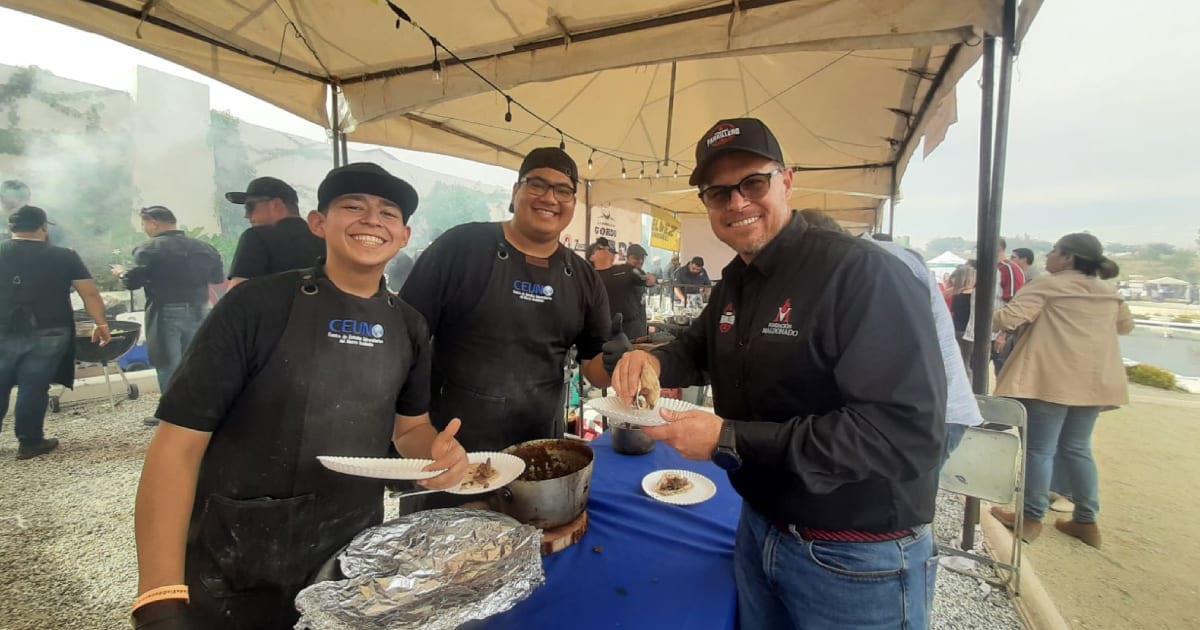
[712,448,741,471]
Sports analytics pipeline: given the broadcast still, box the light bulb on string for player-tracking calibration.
[430,38,442,84]
[504,97,512,123]
[621,160,627,178]
[639,162,645,179]
[674,162,679,178]
[656,163,662,178]
[588,149,595,171]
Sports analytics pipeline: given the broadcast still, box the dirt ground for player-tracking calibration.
[1021,385,1200,629]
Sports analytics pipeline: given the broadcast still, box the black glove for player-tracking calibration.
[132,600,195,629]
[602,313,632,376]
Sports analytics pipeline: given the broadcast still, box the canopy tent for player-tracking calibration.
[1148,277,1189,286]
[929,251,968,266]
[0,0,1030,229]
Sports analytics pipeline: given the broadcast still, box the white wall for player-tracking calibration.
[679,216,735,280]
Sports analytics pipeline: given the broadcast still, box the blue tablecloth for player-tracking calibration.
[480,434,742,629]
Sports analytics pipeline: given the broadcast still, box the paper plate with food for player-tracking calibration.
[586,364,698,426]
[641,469,717,506]
[446,452,526,495]
[317,456,445,481]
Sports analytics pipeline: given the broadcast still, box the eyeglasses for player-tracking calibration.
[698,168,785,209]
[521,177,576,203]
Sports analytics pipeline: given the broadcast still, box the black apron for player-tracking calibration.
[429,225,585,453]
[183,269,407,629]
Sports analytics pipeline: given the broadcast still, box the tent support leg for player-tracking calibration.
[330,85,342,167]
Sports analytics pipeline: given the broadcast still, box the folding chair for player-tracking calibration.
[938,395,1027,593]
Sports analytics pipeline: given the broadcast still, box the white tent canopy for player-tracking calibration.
[1148,277,1189,286]
[928,251,968,266]
[1,0,1037,225]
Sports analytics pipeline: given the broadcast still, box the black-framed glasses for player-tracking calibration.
[698,168,785,209]
[521,176,576,203]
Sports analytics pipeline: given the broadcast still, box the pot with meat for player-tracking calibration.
[490,439,594,529]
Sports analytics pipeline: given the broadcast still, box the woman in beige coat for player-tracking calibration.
[989,233,1134,549]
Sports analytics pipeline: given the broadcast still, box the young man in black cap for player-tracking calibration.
[132,163,468,628]
[401,147,612,458]
[671,255,711,303]
[610,118,945,629]
[117,206,224,411]
[225,176,325,288]
[595,240,655,340]
[1,206,111,459]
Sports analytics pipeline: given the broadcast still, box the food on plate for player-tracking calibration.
[655,473,693,496]
[460,458,499,490]
[634,365,661,410]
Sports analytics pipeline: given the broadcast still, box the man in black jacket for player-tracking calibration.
[224,177,324,289]
[120,207,224,410]
[611,118,946,629]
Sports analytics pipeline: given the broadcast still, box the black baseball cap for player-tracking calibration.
[519,147,579,184]
[627,244,648,258]
[225,176,299,209]
[689,256,705,267]
[8,205,52,231]
[318,162,419,221]
[689,117,785,186]
[593,237,612,250]
[139,205,177,223]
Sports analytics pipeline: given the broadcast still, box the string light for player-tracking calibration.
[656,162,662,178]
[383,1,695,180]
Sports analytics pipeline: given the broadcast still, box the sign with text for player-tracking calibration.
[651,215,681,252]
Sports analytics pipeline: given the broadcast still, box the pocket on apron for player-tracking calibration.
[436,381,508,451]
[200,494,316,592]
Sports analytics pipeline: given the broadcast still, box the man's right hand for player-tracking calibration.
[612,350,661,407]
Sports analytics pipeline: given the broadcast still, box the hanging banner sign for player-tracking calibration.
[651,215,681,252]
[590,205,643,259]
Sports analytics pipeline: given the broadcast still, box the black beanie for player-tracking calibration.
[318,163,419,221]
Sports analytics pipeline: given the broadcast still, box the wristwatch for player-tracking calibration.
[711,420,742,471]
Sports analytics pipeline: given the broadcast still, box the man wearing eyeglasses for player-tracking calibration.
[610,118,946,628]
[224,177,325,289]
[401,147,612,459]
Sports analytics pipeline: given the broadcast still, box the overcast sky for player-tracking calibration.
[1,1,1196,248]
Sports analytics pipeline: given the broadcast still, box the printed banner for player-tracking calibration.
[651,215,681,252]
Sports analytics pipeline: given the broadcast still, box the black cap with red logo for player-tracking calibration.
[689,117,785,186]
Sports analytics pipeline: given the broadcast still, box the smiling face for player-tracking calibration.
[308,193,410,271]
[511,167,576,242]
[700,152,793,261]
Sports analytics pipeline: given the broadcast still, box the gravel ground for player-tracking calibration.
[1,395,1025,629]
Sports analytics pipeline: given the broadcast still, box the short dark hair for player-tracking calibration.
[1012,247,1034,265]
[139,205,177,224]
[689,256,705,267]
[998,237,1008,250]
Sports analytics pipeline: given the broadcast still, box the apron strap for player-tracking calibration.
[495,236,574,277]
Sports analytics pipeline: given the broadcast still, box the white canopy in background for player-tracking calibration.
[1148,277,1189,286]
[928,251,968,266]
[1,0,1041,227]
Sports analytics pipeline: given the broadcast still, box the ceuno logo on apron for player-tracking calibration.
[326,318,386,348]
[512,280,555,304]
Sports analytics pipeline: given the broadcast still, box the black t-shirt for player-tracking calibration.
[598,264,648,338]
[0,239,91,330]
[228,216,325,280]
[950,293,972,335]
[156,270,432,432]
[400,222,610,360]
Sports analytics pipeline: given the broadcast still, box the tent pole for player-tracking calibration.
[330,85,342,167]
[887,164,898,236]
[584,180,593,247]
[663,61,678,167]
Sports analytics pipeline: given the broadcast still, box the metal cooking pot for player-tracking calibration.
[490,438,593,529]
[611,422,655,455]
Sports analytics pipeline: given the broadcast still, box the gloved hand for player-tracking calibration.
[602,313,632,376]
[132,600,196,629]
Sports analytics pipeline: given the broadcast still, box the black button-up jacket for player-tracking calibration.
[654,213,946,531]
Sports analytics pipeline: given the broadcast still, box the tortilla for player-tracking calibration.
[635,365,661,410]
[655,473,692,496]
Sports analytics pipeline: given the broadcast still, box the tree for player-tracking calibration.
[923,236,973,259]
[416,182,508,243]
[209,111,257,238]
[1140,242,1177,260]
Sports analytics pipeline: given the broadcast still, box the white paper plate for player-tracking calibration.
[446,452,526,495]
[641,469,717,506]
[317,456,443,481]
[586,396,698,427]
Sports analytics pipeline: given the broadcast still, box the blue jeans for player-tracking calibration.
[0,327,71,445]
[735,505,936,629]
[150,303,206,394]
[1020,399,1101,523]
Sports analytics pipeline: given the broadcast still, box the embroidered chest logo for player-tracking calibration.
[718,303,736,333]
[327,319,385,348]
[513,280,555,304]
[762,298,799,337]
